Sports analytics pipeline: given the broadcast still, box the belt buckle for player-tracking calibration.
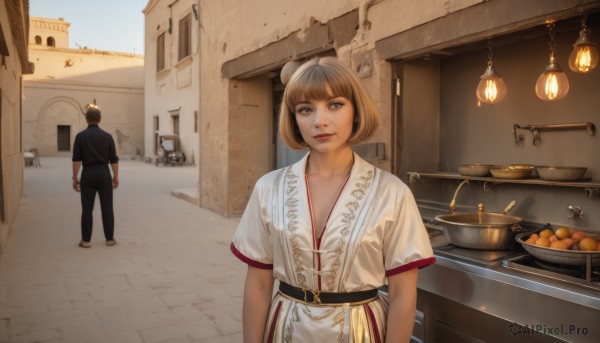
[302,288,321,304]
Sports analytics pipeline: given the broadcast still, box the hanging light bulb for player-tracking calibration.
[535,23,570,101]
[568,15,599,74]
[476,41,507,104]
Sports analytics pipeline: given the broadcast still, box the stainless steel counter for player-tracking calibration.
[391,249,600,342]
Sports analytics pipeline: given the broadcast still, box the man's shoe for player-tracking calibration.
[79,241,91,248]
[106,239,117,246]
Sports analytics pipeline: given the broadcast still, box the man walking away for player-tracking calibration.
[72,105,120,248]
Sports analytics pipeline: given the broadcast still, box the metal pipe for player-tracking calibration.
[449,179,469,214]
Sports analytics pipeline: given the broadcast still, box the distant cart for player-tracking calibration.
[154,134,185,166]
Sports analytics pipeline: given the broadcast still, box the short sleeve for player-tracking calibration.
[230,178,274,269]
[382,180,435,276]
[72,134,82,162]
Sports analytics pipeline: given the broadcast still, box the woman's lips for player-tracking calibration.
[313,133,333,141]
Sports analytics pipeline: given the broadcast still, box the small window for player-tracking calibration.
[178,14,191,61]
[194,111,198,133]
[47,36,55,47]
[35,36,42,44]
[157,33,165,71]
[57,125,70,151]
[153,115,159,132]
[172,115,180,136]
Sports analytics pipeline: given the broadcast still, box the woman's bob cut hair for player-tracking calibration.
[278,56,379,150]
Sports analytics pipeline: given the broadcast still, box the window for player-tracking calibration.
[172,115,180,136]
[178,14,191,61]
[47,36,55,47]
[153,115,159,132]
[157,33,165,71]
[57,125,70,151]
[35,36,42,44]
[194,111,198,133]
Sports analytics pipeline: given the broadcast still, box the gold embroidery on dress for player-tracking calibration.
[325,169,374,291]
[284,304,300,343]
[285,168,308,288]
[301,306,336,321]
[333,310,346,343]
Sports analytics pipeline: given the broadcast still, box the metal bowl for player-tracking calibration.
[435,213,522,250]
[535,166,587,181]
[516,232,600,266]
[490,165,534,179]
[458,164,494,177]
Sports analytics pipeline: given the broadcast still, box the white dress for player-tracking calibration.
[231,153,435,342]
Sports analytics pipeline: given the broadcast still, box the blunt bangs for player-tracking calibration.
[279,56,379,150]
[284,64,354,111]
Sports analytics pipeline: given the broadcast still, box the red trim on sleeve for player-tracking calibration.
[385,257,436,277]
[230,243,273,270]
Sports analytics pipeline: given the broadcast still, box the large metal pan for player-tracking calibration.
[435,212,522,250]
[516,232,600,266]
[535,166,587,181]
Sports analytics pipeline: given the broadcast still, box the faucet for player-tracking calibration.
[567,206,583,219]
[449,179,469,214]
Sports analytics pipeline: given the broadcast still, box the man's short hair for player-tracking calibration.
[85,107,102,123]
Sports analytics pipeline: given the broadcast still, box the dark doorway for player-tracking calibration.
[57,125,71,151]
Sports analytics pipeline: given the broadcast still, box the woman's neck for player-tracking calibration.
[306,148,354,178]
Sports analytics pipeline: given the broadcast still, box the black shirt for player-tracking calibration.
[72,124,119,166]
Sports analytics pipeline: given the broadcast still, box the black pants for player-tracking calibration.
[80,165,114,242]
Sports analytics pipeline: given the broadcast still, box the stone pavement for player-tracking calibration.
[0,157,245,343]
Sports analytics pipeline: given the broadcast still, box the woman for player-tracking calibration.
[231,56,435,342]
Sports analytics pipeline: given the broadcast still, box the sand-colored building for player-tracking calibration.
[23,17,144,159]
[143,0,199,168]
[141,1,600,224]
[0,0,33,254]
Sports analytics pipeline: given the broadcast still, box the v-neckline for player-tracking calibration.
[304,173,351,248]
[305,173,350,290]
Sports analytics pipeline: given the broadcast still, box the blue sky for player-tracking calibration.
[29,0,146,54]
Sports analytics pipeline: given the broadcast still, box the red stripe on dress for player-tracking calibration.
[266,300,283,343]
[385,257,436,277]
[230,243,273,270]
[364,303,382,343]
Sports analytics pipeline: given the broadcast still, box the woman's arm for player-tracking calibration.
[385,268,418,343]
[243,265,275,343]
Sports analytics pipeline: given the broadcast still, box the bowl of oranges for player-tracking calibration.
[516,226,600,266]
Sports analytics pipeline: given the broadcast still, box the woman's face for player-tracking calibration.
[293,89,354,154]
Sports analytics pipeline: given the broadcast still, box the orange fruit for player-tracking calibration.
[525,233,539,245]
[571,231,587,242]
[578,237,598,251]
[561,238,574,250]
[550,241,567,250]
[535,237,551,247]
[539,229,554,238]
[555,227,571,240]
[548,235,558,242]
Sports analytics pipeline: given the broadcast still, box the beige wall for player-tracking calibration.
[198,0,404,216]
[143,0,200,171]
[194,0,598,218]
[24,41,144,158]
[227,77,273,216]
[29,17,69,48]
[0,0,32,255]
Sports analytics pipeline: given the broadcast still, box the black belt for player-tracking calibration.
[279,281,379,305]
